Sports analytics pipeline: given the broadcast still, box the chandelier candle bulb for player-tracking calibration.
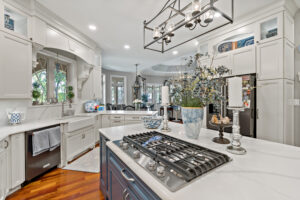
[192,0,202,16]
[228,77,243,108]
[161,86,169,105]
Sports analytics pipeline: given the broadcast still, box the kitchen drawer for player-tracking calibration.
[125,121,142,126]
[111,120,125,127]
[108,149,161,200]
[125,115,143,121]
[111,115,125,120]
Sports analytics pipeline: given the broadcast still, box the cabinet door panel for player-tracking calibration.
[257,80,284,143]
[102,115,111,128]
[66,133,83,161]
[284,40,294,80]
[10,133,25,188]
[0,32,32,98]
[283,80,294,145]
[257,39,283,80]
[232,46,256,75]
[0,142,8,199]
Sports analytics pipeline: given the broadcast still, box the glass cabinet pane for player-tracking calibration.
[4,6,28,37]
[260,18,278,40]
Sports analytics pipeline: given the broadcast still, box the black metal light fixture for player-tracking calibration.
[143,0,234,53]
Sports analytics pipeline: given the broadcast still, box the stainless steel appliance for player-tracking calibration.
[115,131,231,192]
[25,125,61,182]
[207,74,256,138]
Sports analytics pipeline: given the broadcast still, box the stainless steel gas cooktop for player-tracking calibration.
[115,131,231,192]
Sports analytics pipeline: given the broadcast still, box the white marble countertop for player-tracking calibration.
[0,111,157,141]
[101,123,300,200]
[78,110,158,116]
[0,116,93,141]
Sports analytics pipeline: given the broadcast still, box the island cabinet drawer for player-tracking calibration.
[108,149,161,200]
[125,115,143,121]
[111,115,125,120]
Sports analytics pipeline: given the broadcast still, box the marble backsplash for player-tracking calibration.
[0,100,85,127]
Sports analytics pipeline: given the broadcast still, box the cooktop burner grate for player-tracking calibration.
[123,131,231,182]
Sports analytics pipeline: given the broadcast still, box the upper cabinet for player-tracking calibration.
[232,46,256,75]
[0,32,32,99]
[256,13,283,44]
[31,17,47,46]
[2,3,30,39]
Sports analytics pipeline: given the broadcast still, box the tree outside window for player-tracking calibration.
[54,62,67,103]
[32,57,48,104]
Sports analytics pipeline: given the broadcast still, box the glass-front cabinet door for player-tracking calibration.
[1,3,29,39]
[256,13,283,44]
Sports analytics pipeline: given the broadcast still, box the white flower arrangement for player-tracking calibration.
[133,99,143,104]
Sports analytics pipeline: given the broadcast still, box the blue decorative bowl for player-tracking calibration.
[142,116,163,129]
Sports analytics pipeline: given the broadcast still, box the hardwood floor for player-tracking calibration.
[7,168,105,200]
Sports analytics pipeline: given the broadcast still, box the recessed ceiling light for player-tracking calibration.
[195,41,199,46]
[124,45,130,49]
[88,25,97,31]
[214,12,221,18]
[172,50,178,55]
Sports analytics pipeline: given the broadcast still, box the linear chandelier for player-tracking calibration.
[143,0,234,53]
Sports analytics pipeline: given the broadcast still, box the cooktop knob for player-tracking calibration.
[156,166,166,178]
[133,151,140,159]
[122,143,129,150]
[147,160,157,171]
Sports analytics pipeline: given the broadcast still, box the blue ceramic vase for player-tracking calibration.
[181,107,204,139]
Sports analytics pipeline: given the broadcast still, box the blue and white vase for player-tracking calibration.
[181,107,204,139]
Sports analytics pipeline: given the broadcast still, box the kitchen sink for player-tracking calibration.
[60,116,95,132]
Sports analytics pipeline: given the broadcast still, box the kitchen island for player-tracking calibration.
[99,123,300,200]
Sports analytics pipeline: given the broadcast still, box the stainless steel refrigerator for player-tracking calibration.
[206,74,256,138]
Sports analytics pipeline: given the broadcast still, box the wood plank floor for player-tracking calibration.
[7,168,105,200]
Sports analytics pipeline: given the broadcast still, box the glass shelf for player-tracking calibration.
[260,18,278,41]
[4,6,28,37]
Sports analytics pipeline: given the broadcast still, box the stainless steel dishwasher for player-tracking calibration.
[25,125,61,181]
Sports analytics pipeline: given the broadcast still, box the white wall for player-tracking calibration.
[294,11,300,147]
[102,68,170,105]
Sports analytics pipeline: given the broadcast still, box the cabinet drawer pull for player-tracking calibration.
[82,134,85,139]
[122,189,127,200]
[113,121,122,123]
[43,163,51,168]
[121,169,135,182]
[124,192,129,200]
[4,140,9,149]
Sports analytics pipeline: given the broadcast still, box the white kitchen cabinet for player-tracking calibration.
[232,46,256,75]
[283,79,294,145]
[213,52,232,76]
[125,115,143,125]
[0,138,9,200]
[256,13,283,44]
[102,115,111,128]
[0,32,32,99]
[284,40,294,80]
[46,26,68,51]
[31,17,47,46]
[65,126,95,162]
[10,133,25,189]
[257,39,283,80]
[257,79,294,144]
[284,12,294,44]
[257,80,284,143]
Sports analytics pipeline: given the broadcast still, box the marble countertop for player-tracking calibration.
[101,123,300,200]
[0,116,93,141]
[78,110,158,116]
[0,111,157,141]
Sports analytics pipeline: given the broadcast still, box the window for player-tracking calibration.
[32,53,69,105]
[111,76,126,105]
[146,84,162,104]
[101,74,106,104]
[32,57,48,103]
[54,62,67,103]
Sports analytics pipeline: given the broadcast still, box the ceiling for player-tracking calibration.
[37,0,287,75]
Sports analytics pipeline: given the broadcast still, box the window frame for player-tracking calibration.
[110,75,127,105]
